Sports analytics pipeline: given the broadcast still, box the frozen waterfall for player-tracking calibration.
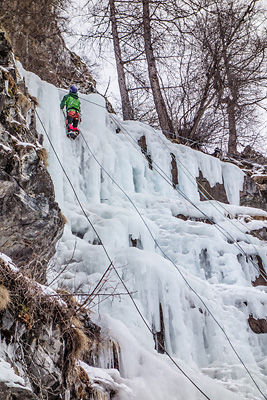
[19,63,267,400]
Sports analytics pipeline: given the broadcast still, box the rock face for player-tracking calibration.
[0,310,66,399]
[197,170,229,203]
[0,31,12,66]
[0,32,64,281]
[194,156,267,212]
[240,175,267,211]
[0,259,97,400]
[1,1,96,93]
[0,383,39,400]
[248,314,267,334]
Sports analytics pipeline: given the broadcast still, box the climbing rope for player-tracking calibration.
[109,114,267,284]
[56,92,267,398]
[79,125,267,400]
[35,108,213,400]
[70,89,267,282]
[153,124,267,280]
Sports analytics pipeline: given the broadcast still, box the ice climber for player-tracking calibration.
[60,85,81,139]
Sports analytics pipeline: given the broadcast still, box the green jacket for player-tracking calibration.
[60,93,81,113]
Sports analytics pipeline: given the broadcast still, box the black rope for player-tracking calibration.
[59,89,267,167]
[57,93,267,398]
[72,91,267,282]
[80,127,267,400]
[110,114,267,283]
[153,123,267,283]
[35,108,212,400]
[63,92,267,398]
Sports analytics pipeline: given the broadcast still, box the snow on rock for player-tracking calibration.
[0,358,37,400]
[79,360,133,399]
[19,63,267,400]
[0,358,25,388]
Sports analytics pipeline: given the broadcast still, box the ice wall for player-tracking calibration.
[20,64,267,400]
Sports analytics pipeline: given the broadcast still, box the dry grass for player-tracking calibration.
[60,212,68,225]
[3,71,17,96]
[0,285,10,311]
[29,94,39,106]
[0,259,93,369]
[69,316,90,359]
[56,288,77,309]
[17,92,31,116]
[37,147,49,167]
[0,27,12,45]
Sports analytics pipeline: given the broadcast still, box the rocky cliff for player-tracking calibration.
[0,32,87,400]
[0,30,122,400]
[0,31,64,281]
[0,0,96,93]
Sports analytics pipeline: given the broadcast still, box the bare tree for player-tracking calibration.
[80,0,267,152]
[189,0,267,153]
[142,0,177,136]
[109,0,134,120]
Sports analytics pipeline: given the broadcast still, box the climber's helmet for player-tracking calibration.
[70,85,78,94]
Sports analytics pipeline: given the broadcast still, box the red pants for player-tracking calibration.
[67,110,80,120]
[66,110,80,129]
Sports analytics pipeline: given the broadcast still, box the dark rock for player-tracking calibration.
[0,34,64,281]
[0,261,101,400]
[199,248,211,279]
[138,135,153,170]
[176,214,188,221]
[129,234,143,249]
[154,303,165,354]
[250,226,267,241]
[0,31,12,66]
[1,5,96,93]
[241,145,267,165]
[240,175,267,211]
[175,214,214,224]
[252,255,267,287]
[0,383,39,400]
[197,170,229,203]
[248,314,267,334]
[171,152,178,187]
[211,147,223,159]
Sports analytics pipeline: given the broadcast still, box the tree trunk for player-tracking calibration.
[227,99,237,154]
[142,0,175,138]
[223,60,238,154]
[220,41,238,153]
[109,0,133,120]
[189,64,216,140]
[217,7,240,154]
